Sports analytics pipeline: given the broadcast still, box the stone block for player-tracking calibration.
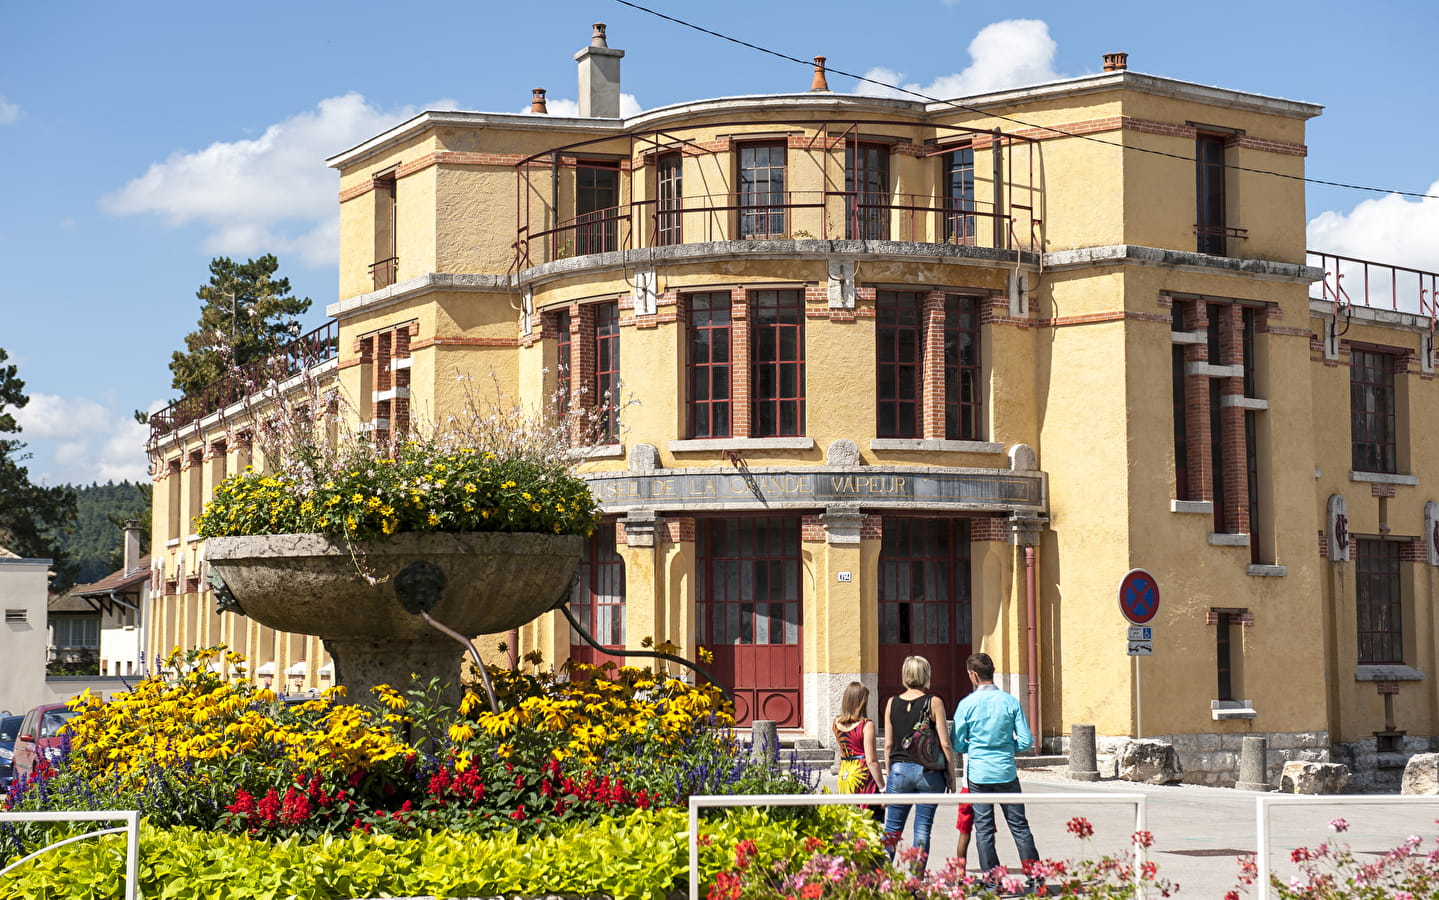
[1117,739,1184,785]
[1097,753,1118,780]
[1280,761,1349,794]
[1401,753,1439,795]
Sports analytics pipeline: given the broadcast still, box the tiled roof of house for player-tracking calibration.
[67,556,153,598]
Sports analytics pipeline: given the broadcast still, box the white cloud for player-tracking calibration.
[856,19,1061,101]
[1307,182,1439,315]
[520,93,643,118]
[100,93,450,268]
[0,96,18,125]
[13,394,150,485]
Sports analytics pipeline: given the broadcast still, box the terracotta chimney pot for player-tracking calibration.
[1103,51,1129,72]
[591,23,608,47]
[531,88,548,114]
[810,56,829,92]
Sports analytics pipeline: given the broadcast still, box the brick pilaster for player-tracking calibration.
[730,288,751,439]
[921,290,947,440]
[1183,300,1213,502]
[1218,303,1250,535]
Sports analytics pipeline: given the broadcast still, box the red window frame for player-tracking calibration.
[1195,134,1227,255]
[1356,539,1403,665]
[595,302,620,444]
[846,142,890,240]
[553,309,572,420]
[751,290,805,437]
[575,161,620,255]
[1350,348,1398,474]
[657,152,683,246]
[876,291,922,438]
[944,146,976,245]
[738,142,787,239]
[688,292,732,438]
[569,522,626,668]
[944,295,981,440]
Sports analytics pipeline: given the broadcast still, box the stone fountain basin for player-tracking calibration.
[205,531,583,640]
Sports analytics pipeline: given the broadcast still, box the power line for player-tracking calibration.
[611,0,1439,202]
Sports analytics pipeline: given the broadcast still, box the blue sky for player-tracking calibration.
[3,0,1438,487]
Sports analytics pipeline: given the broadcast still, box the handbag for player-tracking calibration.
[899,696,948,771]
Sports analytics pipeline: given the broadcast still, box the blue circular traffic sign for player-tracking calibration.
[1118,569,1160,625]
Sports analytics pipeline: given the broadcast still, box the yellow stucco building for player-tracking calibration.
[147,27,1439,788]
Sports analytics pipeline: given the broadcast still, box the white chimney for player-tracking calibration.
[123,519,142,574]
[575,23,624,118]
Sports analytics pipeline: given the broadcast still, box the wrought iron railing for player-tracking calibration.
[1308,251,1439,323]
[518,190,1032,269]
[147,321,340,442]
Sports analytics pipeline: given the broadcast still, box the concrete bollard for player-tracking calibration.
[1069,723,1100,782]
[751,719,780,761]
[1236,735,1270,791]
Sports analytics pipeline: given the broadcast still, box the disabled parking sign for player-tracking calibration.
[1118,568,1160,625]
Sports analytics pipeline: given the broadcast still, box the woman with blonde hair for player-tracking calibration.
[833,681,883,819]
[883,655,954,870]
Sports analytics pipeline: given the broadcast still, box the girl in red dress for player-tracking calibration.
[833,681,884,820]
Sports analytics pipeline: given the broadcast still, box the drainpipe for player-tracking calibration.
[1024,545,1040,748]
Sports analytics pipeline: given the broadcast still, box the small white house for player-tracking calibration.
[0,547,52,716]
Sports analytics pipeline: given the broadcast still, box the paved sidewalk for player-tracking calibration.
[816,764,1439,896]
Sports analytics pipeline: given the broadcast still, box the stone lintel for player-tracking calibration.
[820,504,864,544]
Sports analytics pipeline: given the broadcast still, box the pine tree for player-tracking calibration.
[169,254,312,397]
[0,346,78,580]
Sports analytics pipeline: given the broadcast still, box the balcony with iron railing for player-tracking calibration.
[1308,251,1439,324]
[147,321,340,443]
[518,190,1035,269]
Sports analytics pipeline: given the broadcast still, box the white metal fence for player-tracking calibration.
[0,809,140,900]
[687,791,1149,900]
[1254,794,1439,900]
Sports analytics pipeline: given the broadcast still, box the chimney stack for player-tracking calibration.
[810,56,830,92]
[1102,52,1129,72]
[575,23,625,118]
[531,88,549,114]
[123,519,142,575]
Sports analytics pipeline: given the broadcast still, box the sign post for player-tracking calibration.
[1118,570,1160,738]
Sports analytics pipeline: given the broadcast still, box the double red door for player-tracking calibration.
[697,517,803,727]
[567,523,627,670]
[877,518,972,711]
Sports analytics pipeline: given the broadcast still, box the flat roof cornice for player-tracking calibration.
[327,72,1320,171]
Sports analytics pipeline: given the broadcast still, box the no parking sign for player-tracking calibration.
[1118,568,1160,625]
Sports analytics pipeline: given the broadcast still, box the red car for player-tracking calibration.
[11,702,78,782]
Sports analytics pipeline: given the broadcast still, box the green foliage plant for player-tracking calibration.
[0,346,78,579]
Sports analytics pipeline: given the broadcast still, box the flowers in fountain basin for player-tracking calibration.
[195,442,599,539]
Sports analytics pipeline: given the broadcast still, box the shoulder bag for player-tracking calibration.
[899,696,948,771]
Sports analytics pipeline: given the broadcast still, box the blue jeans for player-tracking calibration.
[969,776,1039,879]
[883,762,947,867]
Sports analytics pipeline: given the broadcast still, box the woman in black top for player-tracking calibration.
[882,655,955,870]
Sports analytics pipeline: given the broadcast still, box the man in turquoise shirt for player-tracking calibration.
[950,652,1040,890]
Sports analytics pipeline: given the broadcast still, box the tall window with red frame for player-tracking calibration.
[595,302,620,444]
[1350,348,1398,474]
[752,289,805,437]
[554,309,572,420]
[1355,538,1403,665]
[739,142,786,239]
[944,294,981,440]
[688,292,732,438]
[944,146,976,245]
[846,142,889,240]
[876,291,922,438]
[575,161,619,255]
[569,522,625,667]
[657,152,683,246]
[878,518,971,704]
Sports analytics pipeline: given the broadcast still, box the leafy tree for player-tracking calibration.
[169,254,312,397]
[0,346,78,581]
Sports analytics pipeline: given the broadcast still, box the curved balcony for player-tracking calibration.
[511,116,1044,272]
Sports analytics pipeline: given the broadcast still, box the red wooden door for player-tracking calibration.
[878,518,972,711]
[697,517,803,727]
[567,523,627,671]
